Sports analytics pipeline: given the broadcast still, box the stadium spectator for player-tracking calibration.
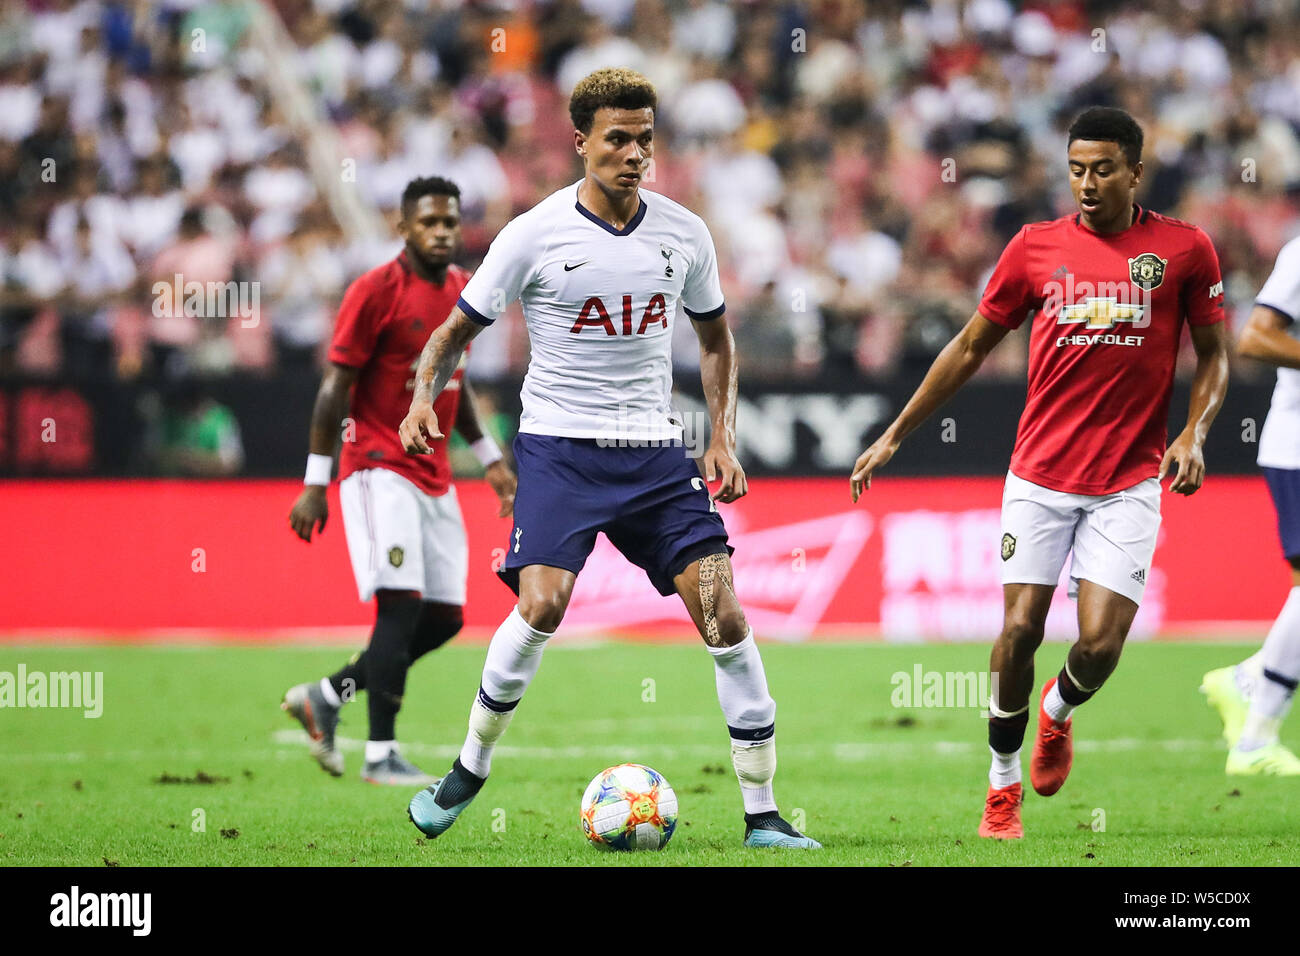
[0,0,1296,390]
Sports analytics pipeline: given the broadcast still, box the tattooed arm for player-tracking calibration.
[399,308,483,454]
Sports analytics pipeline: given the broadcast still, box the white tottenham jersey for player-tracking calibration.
[1257,235,1300,469]
[456,181,725,441]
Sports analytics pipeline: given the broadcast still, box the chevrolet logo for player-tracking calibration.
[1056,297,1145,330]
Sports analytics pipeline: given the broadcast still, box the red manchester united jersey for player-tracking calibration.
[328,253,470,496]
[978,206,1224,495]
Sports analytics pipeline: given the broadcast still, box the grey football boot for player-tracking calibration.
[362,749,440,787]
[282,682,344,777]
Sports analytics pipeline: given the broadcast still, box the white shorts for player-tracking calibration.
[339,468,468,605]
[999,470,1161,606]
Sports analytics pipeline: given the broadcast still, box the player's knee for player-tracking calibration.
[1001,615,1045,652]
[374,591,422,662]
[710,601,748,647]
[517,590,568,633]
[421,602,463,636]
[1074,629,1125,671]
[411,603,463,659]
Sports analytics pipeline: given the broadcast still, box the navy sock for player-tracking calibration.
[1057,666,1096,706]
[988,710,1029,754]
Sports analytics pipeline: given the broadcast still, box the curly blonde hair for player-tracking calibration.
[569,68,658,134]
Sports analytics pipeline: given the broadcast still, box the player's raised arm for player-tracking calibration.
[289,362,360,541]
[401,307,482,454]
[850,312,1009,501]
[454,379,517,517]
[692,312,746,502]
[1160,320,1229,495]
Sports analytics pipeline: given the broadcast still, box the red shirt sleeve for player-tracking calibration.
[978,227,1034,329]
[1182,227,1226,326]
[328,273,385,368]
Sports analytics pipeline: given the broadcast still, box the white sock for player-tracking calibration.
[1235,652,1265,699]
[708,632,778,813]
[458,607,552,777]
[318,677,342,708]
[365,740,394,763]
[1043,681,1075,724]
[989,746,1021,788]
[479,606,552,704]
[708,631,777,732]
[1239,587,1300,750]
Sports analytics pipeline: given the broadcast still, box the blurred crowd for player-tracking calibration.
[2,0,1300,389]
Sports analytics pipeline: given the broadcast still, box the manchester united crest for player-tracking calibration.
[388,546,404,568]
[1128,253,1167,291]
[1000,533,1016,562]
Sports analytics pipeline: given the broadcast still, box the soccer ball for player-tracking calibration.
[580,763,678,851]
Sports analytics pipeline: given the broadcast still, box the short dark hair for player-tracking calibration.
[400,176,460,217]
[1067,107,1144,167]
[569,68,657,135]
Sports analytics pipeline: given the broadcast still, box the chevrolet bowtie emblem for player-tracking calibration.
[1056,297,1145,330]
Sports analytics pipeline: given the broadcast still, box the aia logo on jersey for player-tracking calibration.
[571,293,668,335]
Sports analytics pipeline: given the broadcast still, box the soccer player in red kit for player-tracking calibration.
[850,107,1230,837]
[282,176,517,785]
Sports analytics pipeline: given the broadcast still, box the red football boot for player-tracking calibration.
[977,782,1023,839]
[1031,678,1074,796]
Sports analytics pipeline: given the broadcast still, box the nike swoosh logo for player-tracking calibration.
[563,261,588,271]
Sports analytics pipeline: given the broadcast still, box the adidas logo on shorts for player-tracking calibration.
[1131,568,1146,584]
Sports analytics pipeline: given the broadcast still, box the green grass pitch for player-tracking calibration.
[1,641,1295,866]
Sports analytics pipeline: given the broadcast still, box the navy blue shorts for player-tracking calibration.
[1263,466,1300,561]
[499,434,733,597]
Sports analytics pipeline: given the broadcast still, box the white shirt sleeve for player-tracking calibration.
[681,217,726,320]
[1257,236,1300,324]
[457,218,535,326]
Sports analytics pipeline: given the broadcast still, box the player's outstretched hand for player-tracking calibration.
[289,486,328,541]
[1159,431,1205,495]
[485,460,517,518]
[399,400,443,455]
[703,444,747,503]
[850,436,899,502]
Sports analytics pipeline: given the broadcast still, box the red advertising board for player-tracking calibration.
[0,477,1284,641]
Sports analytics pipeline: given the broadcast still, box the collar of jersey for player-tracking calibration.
[574,186,647,236]
[1073,203,1148,235]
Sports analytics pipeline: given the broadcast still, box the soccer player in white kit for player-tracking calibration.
[1202,235,1300,775]
[398,69,819,848]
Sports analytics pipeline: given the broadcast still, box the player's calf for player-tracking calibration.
[705,631,821,848]
[1031,590,1134,797]
[409,607,551,838]
[364,592,422,767]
